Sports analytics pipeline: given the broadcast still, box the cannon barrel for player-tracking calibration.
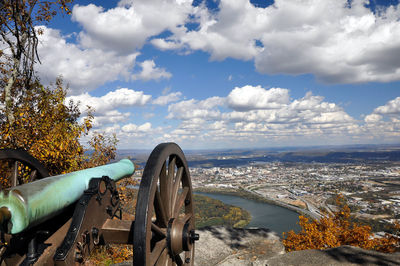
[0,159,135,234]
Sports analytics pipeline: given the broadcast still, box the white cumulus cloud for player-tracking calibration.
[36,26,138,93]
[373,97,400,115]
[364,113,383,123]
[38,0,400,92]
[91,110,131,128]
[166,86,358,147]
[154,0,400,84]
[153,92,182,105]
[364,96,400,130]
[227,85,290,111]
[132,60,172,81]
[167,96,225,120]
[122,122,152,133]
[66,88,151,114]
[72,1,194,54]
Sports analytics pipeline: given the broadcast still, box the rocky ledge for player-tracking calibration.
[195,226,284,265]
[114,226,400,265]
[195,226,400,266]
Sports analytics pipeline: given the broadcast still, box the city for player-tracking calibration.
[190,160,400,232]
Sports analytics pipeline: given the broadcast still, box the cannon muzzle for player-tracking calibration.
[0,159,134,234]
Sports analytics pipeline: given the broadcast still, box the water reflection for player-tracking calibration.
[196,192,301,236]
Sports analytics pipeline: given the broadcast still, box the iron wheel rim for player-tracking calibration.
[0,148,49,188]
[133,143,195,266]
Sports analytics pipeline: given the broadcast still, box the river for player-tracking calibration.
[196,192,301,236]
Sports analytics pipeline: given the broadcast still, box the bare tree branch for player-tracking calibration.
[0,0,73,125]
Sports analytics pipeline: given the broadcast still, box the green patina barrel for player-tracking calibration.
[0,159,135,234]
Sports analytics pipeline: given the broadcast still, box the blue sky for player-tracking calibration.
[34,0,400,149]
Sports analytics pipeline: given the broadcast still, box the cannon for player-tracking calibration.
[0,142,198,265]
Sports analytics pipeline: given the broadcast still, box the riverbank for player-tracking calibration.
[196,190,301,235]
[194,187,320,220]
[194,194,251,228]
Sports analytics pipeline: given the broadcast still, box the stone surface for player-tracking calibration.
[194,226,285,266]
[264,245,400,266]
[113,227,400,265]
[195,227,400,266]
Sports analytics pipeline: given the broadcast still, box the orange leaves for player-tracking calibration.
[223,206,245,227]
[0,1,118,179]
[0,79,117,176]
[87,244,133,265]
[1,0,74,123]
[0,81,81,174]
[82,132,118,169]
[34,0,73,22]
[282,196,400,253]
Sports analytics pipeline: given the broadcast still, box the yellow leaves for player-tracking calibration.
[87,244,133,265]
[222,206,247,227]
[282,196,400,253]
[0,79,117,176]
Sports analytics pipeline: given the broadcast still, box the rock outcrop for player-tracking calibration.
[195,227,400,266]
[114,226,400,265]
[264,245,400,266]
[195,226,284,265]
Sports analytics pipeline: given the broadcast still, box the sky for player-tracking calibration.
[32,0,400,149]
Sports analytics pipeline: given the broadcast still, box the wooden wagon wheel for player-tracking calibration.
[0,149,49,188]
[134,143,198,266]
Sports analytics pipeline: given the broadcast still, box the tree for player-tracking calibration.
[223,206,244,227]
[0,0,73,124]
[282,195,400,253]
[0,78,118,181]
[0,1,119,184]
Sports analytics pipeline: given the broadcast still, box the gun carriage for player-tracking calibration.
[0,142,198,265]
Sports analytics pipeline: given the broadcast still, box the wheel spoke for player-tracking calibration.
[174,187,189,218]
[171,167,183,217]
[168,157,176,217]
[167,256,173,266]
[155,188,168,227]
[160,161,171,218]
[151,222,166,238]
[168,156,176,190]
[167,156,176,215]
[29,169,37,182]
[11,161,18,187]
[174,254,184,266]
[151,239,167,265]
[182,213,193,223]
[168,156,176,181]
[184,249,194,265]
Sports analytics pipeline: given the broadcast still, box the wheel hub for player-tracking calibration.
[167,218,199,256]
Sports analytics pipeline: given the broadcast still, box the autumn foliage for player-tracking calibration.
[0,0,118,181]
[283,195,400,253]
[0,79,118,178]
[0,1,74,124]
[0,1,126,263]
[223,206,249,227]
[0,1,116,179]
